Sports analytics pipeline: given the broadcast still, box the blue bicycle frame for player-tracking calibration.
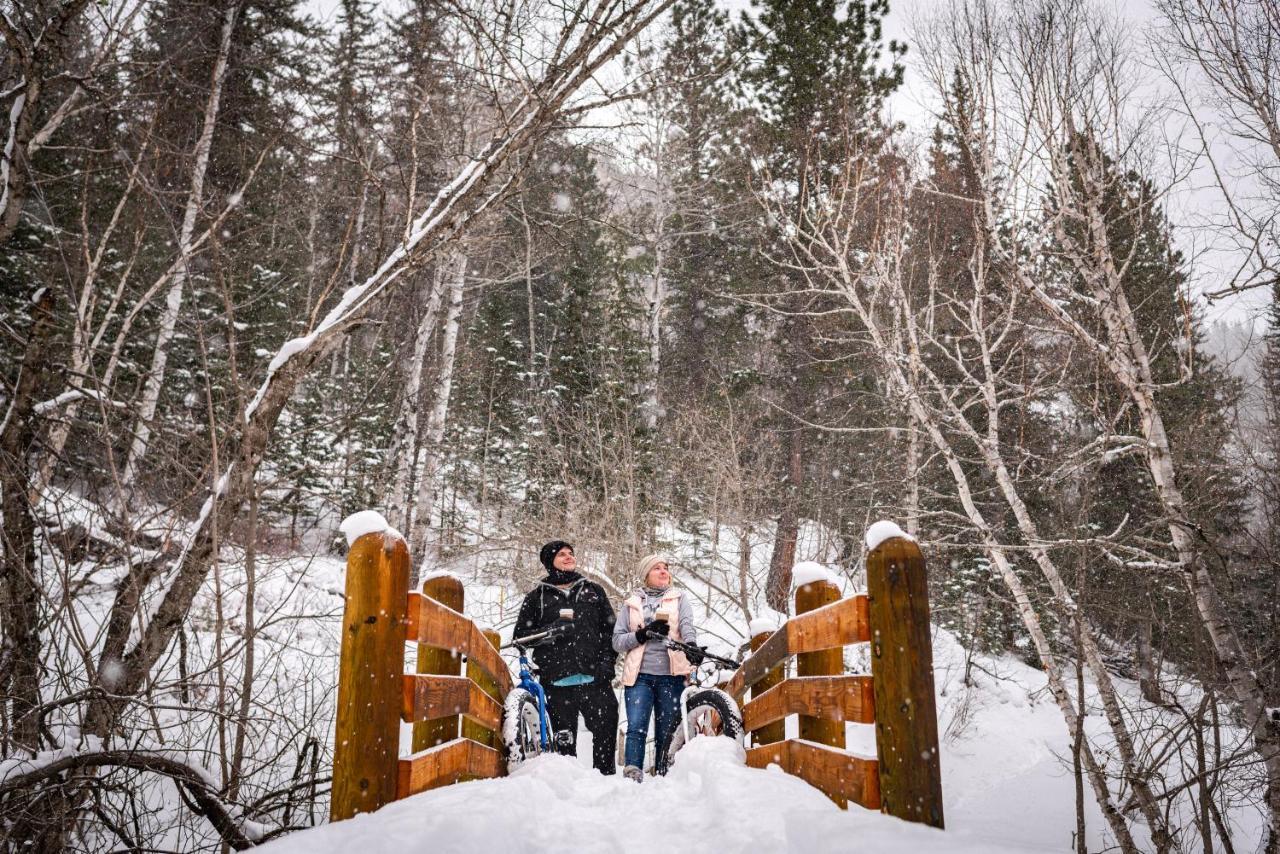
[506,622,574,753]
[513,648,554,750]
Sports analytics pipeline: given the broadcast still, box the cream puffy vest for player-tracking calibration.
[621,588,692,687]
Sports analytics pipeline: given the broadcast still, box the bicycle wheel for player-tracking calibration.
[502,688,544,770]
[665,688,742,767]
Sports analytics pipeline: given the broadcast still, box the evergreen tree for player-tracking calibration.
[732,0,905,608]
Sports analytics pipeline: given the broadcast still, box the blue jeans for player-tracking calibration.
[624,673,684,773]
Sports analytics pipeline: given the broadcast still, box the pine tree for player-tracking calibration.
[733,0,905,609]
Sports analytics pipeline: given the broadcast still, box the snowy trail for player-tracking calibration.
[259,738,1022,854]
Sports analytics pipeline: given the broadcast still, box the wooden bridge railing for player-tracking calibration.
[330,529,941,830]
[330,531,512,821]
[731,535,944,829]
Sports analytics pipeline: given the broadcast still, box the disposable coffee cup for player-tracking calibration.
[559,608,574,620]
[654,609,671,623]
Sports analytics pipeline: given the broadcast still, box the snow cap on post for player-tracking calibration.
[339,510,402,549]
[864,519,914,552]
[790,560,841,591]
[748,615,780,639]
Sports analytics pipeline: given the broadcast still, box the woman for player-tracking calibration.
[612,553,697,783]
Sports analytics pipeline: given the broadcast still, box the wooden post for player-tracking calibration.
[331,532,411,821]
[462,628,503,752]
[867,537,944,829]
[414,574,465,752]
[749,626,786,748]
[795,578,844,751]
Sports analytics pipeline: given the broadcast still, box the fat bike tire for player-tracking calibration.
[502,688,544,771]
[665,688,742,768]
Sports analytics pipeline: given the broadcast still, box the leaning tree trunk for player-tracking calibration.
[1042,127,1280,851]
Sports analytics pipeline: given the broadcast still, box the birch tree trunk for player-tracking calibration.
[409,252,466,568]
[120,0,241,491]
[387,264,448,529]
[1029,123,1280,850]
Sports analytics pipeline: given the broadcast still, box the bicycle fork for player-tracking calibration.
[678,685,698,745]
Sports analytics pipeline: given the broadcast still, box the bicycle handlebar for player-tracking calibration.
[504,622,573,650]
[665,638,740,670]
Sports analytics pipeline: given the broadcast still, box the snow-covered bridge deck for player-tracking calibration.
[259,739,1011,854]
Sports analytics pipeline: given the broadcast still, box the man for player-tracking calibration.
[515,540,619,775]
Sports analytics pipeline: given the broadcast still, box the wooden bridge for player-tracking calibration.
[329,531,943,831]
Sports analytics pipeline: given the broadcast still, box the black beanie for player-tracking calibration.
[539,540,573,571]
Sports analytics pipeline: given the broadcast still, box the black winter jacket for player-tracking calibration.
[515,576,618,685]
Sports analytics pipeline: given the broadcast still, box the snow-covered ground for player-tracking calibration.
[259,738,1020,854]
[26,491,1266,851]
[254,600,1265,853]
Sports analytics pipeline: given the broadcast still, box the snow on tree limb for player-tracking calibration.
[0,748,261,850]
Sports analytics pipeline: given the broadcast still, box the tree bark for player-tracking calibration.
[0,288,57,753]
[120,0,241,491]
[765,426,803,613]
[0,0,93,245]
[387,265,447,530]
[410,252,466,568]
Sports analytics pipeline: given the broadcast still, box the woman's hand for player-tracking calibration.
[635,620,670,643]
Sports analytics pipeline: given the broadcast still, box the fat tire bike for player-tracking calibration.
[661,638,744,770]
[500,623,576,771]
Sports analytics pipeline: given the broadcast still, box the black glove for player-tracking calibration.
[635,620,670,643]
[685,645,706,667]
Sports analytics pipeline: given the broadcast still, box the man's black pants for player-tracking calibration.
[544,679,618,775]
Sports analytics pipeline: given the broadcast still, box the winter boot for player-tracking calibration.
[623,765,643,783]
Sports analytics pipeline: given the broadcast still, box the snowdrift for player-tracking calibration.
[258,738,1020,854]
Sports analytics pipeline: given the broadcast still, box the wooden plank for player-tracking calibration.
[868,537,944,829]
[796,580,844,748]
[406,591,514,697]
[725,626,789,700]
[789,740,881,810]
[745,739,791,770]
[748,629,785,747]
[401,674,502,732]
[727,595,869,700]
[787,594,870,655]
[745,739,880,811]
[742,675,874,733]
[462,628,504,752]
[331,532,411,822]
[396,737,505,799]
[413,576,464,752]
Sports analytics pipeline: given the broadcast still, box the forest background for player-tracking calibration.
[2,0,1280,850]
